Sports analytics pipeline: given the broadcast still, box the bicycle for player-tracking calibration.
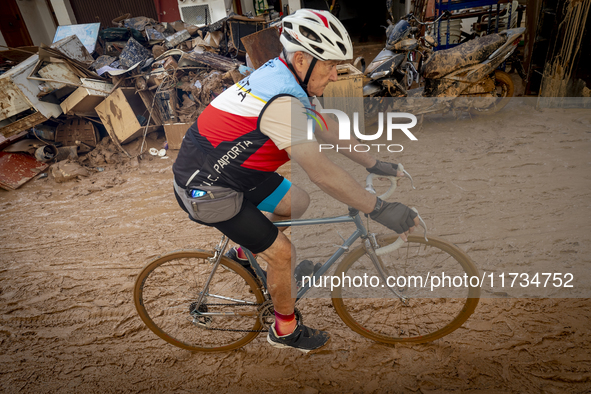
[134,169,481,352]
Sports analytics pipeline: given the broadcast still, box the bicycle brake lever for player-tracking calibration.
[402,169,416,189]
[411,207,428,242]
[397,163,416,190]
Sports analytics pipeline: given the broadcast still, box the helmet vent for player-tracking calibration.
[321,34,333,46]
[299,26,321,43]
[283,21,293,29]
[310,44,324,55]
[337,42,347,56]
[329,22,343,39]
[283,32,304,47]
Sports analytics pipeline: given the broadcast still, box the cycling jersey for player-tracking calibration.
[173,57,313,192]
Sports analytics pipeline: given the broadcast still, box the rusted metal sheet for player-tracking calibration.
[69,0,158,29]
[0,111,47,138]
[241,27,282,70]
[0,152,48,190]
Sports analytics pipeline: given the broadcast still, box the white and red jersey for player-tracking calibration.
[173,58,313,191]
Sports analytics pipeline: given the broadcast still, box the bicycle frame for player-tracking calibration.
[195,174,419,312]
[241,210,370,302]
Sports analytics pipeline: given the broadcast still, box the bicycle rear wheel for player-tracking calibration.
[332,235,480,344]
[134,250,266,352]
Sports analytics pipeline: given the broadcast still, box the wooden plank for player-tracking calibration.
[164,123,190,150]
[180,51,242,72]
[0,111,47,138]
[0,46,38,64]
[241,27,282,69]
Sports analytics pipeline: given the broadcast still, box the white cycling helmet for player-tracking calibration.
[280,9,353,61]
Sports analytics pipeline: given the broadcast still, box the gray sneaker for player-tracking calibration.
[267,322,330,353]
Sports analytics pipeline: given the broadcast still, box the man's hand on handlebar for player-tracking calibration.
[369,198,420,242]
[366,160,404,178]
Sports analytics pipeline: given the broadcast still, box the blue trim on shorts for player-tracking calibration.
[257,178,291,213]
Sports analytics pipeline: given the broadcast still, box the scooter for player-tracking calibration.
[363,12,525,115]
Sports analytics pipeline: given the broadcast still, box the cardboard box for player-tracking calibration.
[164,123,190,149]
[60,79,114,117]
[95,88,159,144]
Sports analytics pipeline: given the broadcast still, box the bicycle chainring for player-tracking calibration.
[189,301,212,328]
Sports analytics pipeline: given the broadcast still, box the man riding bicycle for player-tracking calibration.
[173,9,419,353]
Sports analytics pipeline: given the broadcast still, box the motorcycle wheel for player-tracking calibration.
[469,70,514,115]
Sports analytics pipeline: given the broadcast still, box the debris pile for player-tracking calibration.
[0,12,283,190]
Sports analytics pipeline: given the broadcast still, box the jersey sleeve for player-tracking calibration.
[259,96,316,150]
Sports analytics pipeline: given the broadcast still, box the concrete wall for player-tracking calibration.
[241,0,255,15]
[16,0,57,46]
[0,31,7,48]
[50,0,77,26]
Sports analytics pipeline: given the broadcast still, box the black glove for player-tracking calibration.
[366,160,399,177]
[370,198,417,234]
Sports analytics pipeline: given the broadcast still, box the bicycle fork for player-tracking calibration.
[364,236,410,305]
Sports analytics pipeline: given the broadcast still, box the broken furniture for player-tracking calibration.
[55,118,100,153]
[227,15,271,55]
[323,64,365,132]
[0,151,48,190]
[164,123,190,149]
[95,88,160,145]
[60,79,114,117]
[0,55,63,138]
[241,27,282,69]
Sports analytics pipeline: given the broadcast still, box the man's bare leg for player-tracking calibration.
[259,183,309,314]
[258,232,295,315]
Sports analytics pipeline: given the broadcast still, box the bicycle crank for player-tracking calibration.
[257,300,303,330]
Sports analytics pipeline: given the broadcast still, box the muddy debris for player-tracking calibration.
[50,160,90,182]
[0,12,269,186]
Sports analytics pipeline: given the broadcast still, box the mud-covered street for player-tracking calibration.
[1,100,590,393]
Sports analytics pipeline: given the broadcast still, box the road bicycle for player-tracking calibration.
[134,170,480,351]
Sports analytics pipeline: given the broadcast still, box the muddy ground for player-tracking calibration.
[1,100,591,393]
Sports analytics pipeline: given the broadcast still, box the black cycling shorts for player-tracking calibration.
[174,173,287,254]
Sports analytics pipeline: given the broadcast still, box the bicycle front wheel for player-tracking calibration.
[134,250,266,352]
[332,235,480,344]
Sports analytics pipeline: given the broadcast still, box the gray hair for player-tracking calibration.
[281,50,313,64]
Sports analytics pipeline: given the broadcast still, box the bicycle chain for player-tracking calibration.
[193,302,268,333]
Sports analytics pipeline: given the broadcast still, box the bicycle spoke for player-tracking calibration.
[332,235,479,344]
[134,252,265,351]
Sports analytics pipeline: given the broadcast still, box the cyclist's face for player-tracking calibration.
[306,59,339,96]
